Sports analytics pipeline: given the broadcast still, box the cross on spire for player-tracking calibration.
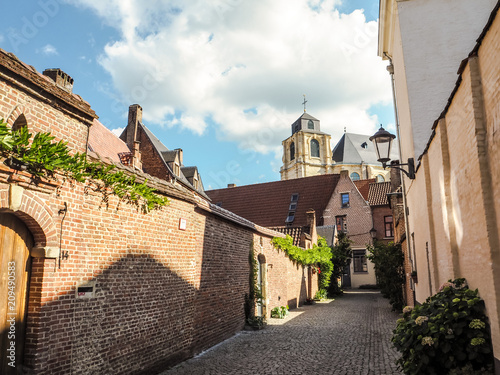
[302,94,307,113]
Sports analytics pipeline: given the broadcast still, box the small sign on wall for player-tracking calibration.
[179,218,187,231]
[75,281,96,299]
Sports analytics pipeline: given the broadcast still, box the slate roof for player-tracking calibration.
[140,124,208,197]
[161,151,179,163]
[332,133,399,165]
[296,112,319,121]
[316,225,337,247]
[181,166,197,178]
[88,119,131,164]
[368,181,392,206]
[141,124,169,153]
[353,178,375,201]
[205,174,340,228]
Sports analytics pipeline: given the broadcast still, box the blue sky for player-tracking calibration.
[0,0,394,190]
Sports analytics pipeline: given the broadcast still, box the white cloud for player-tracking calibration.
[0,34,4,43]
[68,0,391,153]
[38,44,58,56]
[110,127,124,137]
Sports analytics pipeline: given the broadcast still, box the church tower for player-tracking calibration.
[280,112,333,180]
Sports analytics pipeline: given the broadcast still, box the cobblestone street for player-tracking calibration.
[161,291,402,375]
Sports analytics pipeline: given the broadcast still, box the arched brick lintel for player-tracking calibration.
[0,185,58,249]
[5,105,32,128]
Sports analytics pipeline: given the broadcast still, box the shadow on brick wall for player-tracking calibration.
[12,254,200,375]
[193,216,253,354]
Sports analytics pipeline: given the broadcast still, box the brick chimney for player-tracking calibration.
[126,104,143,170]
[43,68,74,93]
[306,209,318,245]
[340,169,349,179]
[175,148,183,165]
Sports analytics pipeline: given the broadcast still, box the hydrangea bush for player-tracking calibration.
[392,278,494,375]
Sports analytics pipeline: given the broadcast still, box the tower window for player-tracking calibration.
[376,174,385,182]
[350,172,360,181]
[308,119,314,130]
[290,142,295,161]
[310,139,320,158]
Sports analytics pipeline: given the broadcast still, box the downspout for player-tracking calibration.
[384,53,416,301]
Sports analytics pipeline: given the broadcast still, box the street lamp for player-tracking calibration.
[369,126,415,179]
[369,228,377,239]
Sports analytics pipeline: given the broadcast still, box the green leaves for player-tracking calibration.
[272,235,334,292]
[328,231,352,296]
[0,119,169,212]
[367,241,405,311]
[392,278,494,374]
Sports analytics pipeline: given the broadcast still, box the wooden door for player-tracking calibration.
[1,213,33,374]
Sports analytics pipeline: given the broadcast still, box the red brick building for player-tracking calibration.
[0,49,317,375]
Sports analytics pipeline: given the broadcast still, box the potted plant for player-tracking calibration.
[245,316,266,330]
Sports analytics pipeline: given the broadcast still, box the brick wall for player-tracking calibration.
[255,236,317,312]
[0,52,318,374]
[402,6,500,368]
[323,171,376,287]
[371,205,393,243]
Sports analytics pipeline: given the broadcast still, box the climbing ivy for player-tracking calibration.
[0,120,169,212]
[272,235,333,291]
[244,244,265,327]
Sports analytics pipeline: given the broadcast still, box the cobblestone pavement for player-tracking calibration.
[160,291,403,375]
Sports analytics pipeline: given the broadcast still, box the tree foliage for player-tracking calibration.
[366,241,405,311]
[327,231,352,296]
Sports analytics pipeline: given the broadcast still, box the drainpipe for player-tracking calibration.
[384,53,416,301]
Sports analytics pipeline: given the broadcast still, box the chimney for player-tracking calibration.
[126,104,143,170]
[43,68,74,93]
[227,183,236,188]
[175,148,183,165]
[306,209,318,245]
[340,170,349,179]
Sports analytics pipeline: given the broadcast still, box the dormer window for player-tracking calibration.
[308,119,314,130]
[290,193,299,202]
[285,211,295,223]
[174,163,180,175]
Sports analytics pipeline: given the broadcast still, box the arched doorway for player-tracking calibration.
[1,213,33,374]
[257,254,267,318]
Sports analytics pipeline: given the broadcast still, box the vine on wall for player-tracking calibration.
[0,120,169,213]
[272,235,333,291]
